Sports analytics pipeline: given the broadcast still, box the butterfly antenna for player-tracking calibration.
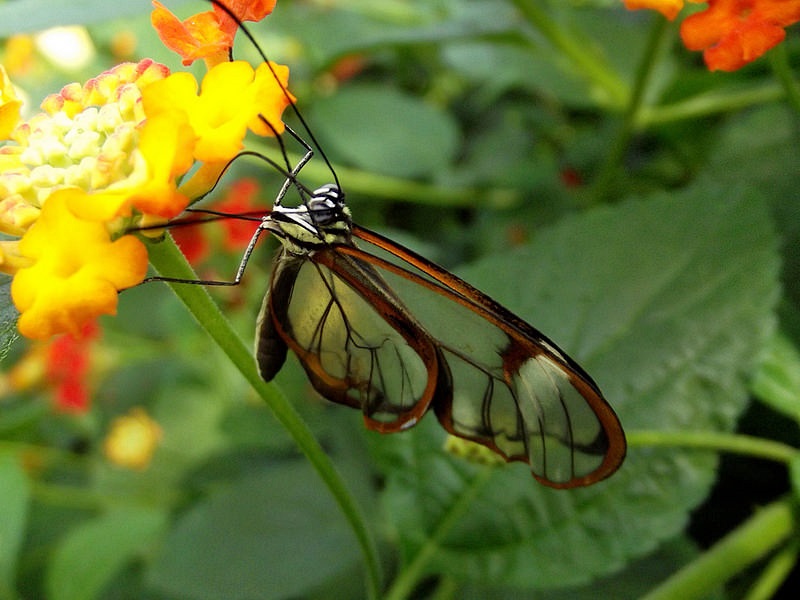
[255,115,312,207]
[209,0,342,191]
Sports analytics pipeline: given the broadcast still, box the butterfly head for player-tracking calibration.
[265,184,352,252]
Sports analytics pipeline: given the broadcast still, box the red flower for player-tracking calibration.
[46,320,100,413]
[213,178,262,251]
[171,224,211,265]
[172,178,262,266]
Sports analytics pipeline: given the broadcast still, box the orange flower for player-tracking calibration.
[212,0,277,38]
[151,0,276,67]
[623,0,688,20]
[624,0,800,71]
[11,189,149,339]
[681,0,800,71]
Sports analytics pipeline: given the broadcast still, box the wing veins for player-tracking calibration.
[330,236,624,486]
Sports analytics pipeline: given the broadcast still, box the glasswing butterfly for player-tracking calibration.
[168,0,626,489]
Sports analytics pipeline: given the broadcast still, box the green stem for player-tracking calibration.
[31,481,183,511]
[626,430,798,464]
[590,16,671,204]
[637,82,784,127]
[743,539,799,600]
[510,0,628,107]
[640,498,795,600]
[146,237,383,599]
[429,576,458,600]
[246,144,519,208]
[384,467,495,600]
[769,42,800,116]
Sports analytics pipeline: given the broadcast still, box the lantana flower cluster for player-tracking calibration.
[625,0,800,71]
[0,0,289,340]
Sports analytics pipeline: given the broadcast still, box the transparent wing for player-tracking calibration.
[327,227,625,487]
[256,250,446,433]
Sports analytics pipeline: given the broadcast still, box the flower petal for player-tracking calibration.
[12,189,149,339]
[213,0,277,38]
[680,0,800,71]
[0,65,22,140]
[151,0,231,66]
[623,0,686,20]
[142,61,294,164]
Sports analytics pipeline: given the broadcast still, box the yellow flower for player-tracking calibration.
[1,7,295,340]
[11,189,148,339]
[0,59,175,238]
[142,60,294,163]
[103,407,163,470]
[2,34,36,77]
[0,65,22,140]
[67,110,197,222]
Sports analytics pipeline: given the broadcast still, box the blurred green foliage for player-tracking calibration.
[1,1,799,599]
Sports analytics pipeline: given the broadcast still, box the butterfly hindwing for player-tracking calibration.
[257,246,445,432]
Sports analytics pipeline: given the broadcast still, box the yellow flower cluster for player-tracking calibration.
[0,38,292,338]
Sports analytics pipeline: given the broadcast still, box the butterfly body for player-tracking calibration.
[255,184,625,488]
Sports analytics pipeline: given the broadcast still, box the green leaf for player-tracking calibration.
[311,85,460,179]
[0,0,152,35]
[46,507,167,600]
[790,454,800,501]
[0,453,30,598]
[751,331,800,425]
[0,277,18,364]
[146,462,362,600]
[373,182,779,589]
[460,536,722,600]
[705,105,800,306]
[268,0,518,63]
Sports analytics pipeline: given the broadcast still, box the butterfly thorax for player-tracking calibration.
[264,184,352,254]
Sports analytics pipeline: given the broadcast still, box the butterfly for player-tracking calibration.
[195,1,625,488]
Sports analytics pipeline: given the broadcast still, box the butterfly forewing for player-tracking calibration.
[306,228,624,487]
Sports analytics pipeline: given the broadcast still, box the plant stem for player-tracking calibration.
[590,16,671,204]
[743,539,799,600]
[146,237,383,599]
[384,467,495,600]
[769,42,800,116]
[246,144,520,209]
[626,430,798,464]
[641,498,795,600]
[510,0,628,107]
[638,82,784,126]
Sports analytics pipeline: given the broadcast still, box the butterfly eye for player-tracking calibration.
[308,184,347,226]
